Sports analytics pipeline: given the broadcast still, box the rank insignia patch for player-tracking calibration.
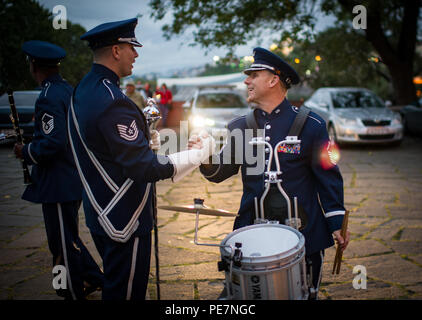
[117,120,139,141]
[41,113,54,135]
[278,143,301,154]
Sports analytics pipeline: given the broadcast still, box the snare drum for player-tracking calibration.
[220,223,308,300]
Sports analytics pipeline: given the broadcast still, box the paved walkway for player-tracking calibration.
[0,136,421,300]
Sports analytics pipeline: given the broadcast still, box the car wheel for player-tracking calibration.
[328,124,338,143]
[402,115,409,134]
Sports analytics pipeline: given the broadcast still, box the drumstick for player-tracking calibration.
[333,210,349,274]
[332,211,347,274]
[332,210,349,274]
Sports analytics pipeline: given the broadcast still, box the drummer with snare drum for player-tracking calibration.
[189,47,350,300]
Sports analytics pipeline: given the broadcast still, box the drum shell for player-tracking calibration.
[220,224,308,300]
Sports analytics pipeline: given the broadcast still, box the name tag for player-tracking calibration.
[278,143,301,154]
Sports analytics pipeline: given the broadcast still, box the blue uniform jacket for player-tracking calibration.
[69,64,174,242]
[200,98,345,254]
[22,74,82,203]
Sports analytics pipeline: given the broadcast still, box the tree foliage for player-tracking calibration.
[285,26,392,99]
[149,0,421,104]
[0,0,91,93]
[149,0,317,49]
[321,0,421,104]
[51,22,92,87]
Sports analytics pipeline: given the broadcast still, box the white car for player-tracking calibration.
[183,86,250,143]
[303,87,403,145]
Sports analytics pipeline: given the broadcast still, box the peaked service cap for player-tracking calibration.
[80,17,142,50]
[22,40,66,66]
[244,47,300,88]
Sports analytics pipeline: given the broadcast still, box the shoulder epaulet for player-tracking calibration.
[227,114,247,129]
[101,78,124,101]
[291,105,322,125]
[245,108,259,137]
[42,81,51,98]
[287,105,311,137]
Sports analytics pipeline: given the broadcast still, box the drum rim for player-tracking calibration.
[220,224,305,265]
[227,248,305,272]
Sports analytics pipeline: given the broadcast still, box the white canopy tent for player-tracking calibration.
[157,72,247,90]
[157,73,247,102]
[157,72,313,103]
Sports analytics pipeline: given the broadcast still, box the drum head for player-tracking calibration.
[223,225,300,258]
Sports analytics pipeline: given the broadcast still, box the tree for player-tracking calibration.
[0,0,52,91]
[149,0,316,48]
[0,0,91,93]
[149,0,421,104]
[283,26,393,100]
[50,22,92,87]
[322,0,421,104]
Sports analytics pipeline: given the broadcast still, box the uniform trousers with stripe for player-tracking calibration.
[91,232,151,300]
[42,201,104,300]
[305,250,325,299]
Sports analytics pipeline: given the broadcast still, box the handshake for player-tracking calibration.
[187,130,216,158]
[167,130,217,183]
[150,129,216,162]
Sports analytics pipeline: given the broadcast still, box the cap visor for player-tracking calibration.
[243,67,268,75]
[119,39,143,47]
[129,40,143,47]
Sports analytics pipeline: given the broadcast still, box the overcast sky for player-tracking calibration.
[36,0,334,77]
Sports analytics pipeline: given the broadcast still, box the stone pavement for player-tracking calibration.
[0,136,421,300]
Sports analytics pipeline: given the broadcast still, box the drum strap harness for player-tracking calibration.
[245,106,311,137]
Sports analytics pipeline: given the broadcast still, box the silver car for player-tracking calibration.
[183,86,250,142]
[303,87,403,145]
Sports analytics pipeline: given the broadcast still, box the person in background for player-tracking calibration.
[14,40,104,300]
[144,82,153,98]
[155,83,172,127]
[125,79,146,111]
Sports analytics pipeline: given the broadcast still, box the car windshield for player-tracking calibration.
[0,92,39,107]
[331,91,385,108]
[196,93,248,109]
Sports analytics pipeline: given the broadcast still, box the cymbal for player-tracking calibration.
[158,205,237,217]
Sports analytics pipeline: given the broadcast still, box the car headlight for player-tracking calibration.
[338,117,359,126]
[190,115,215,127]
[391,114,402,125]
[205,118,215,126]
[191,116,205,127]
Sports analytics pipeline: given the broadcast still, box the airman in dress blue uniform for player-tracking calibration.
[70,18,215,300]
[198,47,350,299]
[14,40,104,299]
